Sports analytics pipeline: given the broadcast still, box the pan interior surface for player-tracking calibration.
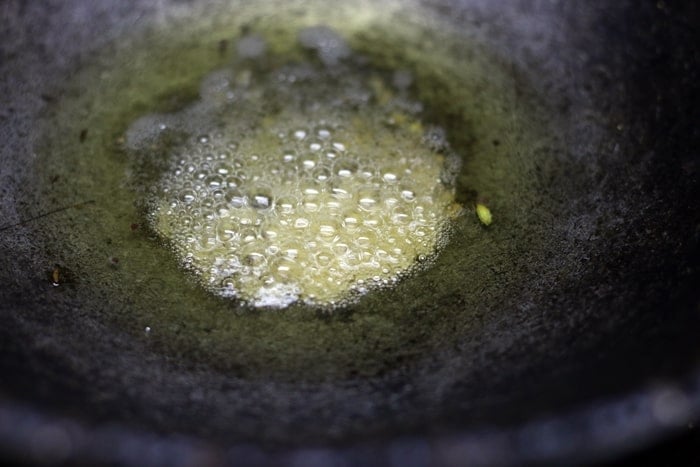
[0,0,698,463]
[15,0,556,386]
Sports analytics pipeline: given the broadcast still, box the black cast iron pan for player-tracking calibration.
[0,0,699,465]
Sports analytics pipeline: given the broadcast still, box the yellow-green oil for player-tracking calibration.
[28,0,559,381]
[140,51,463,307]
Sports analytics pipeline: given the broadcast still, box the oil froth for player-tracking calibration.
[128,29,462,307]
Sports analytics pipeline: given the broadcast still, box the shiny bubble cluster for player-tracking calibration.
[136,30,462,308]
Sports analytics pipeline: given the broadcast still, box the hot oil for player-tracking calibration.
[129,37,463,308]
[29,0,558,381]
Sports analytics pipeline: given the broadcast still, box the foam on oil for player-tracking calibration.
[126,31,462,308]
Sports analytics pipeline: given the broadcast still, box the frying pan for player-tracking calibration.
[1,0,699,465]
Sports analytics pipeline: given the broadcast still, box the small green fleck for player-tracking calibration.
[476,203,492,226]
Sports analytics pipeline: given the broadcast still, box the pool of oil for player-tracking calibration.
[136,51,464,308]
[27,0,560,381]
